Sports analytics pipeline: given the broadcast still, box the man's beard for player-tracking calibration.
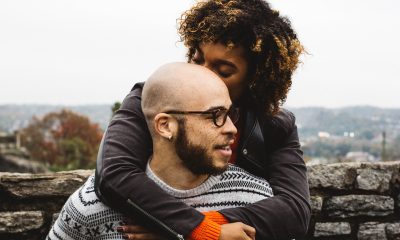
[175,119,228,176]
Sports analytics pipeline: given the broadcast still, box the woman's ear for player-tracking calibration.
[154,113,177,141]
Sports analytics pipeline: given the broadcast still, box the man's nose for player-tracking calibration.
[222,116,238,136]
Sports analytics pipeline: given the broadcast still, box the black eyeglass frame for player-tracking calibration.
[164,106,239,127]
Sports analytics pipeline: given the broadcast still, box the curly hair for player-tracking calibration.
[178,0,304,116]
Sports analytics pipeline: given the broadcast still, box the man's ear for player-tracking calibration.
[154,113,177,140]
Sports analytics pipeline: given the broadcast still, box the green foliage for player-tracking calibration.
[111,102,121,117]
[20,109,103,171]
[59,137,95,170]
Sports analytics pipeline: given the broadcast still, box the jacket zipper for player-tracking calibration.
[126,199,184,240]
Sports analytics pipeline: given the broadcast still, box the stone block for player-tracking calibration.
[307,162,359,190]
[386,222,400,240]
[0,169,93,198]
[390,164,400,190]
[397,194,400,210]
[314,222,351,237]
[358,222,386,240]
[310,195,323,214]
[51,213,60,226]
[325,195,394,218]
[0,211,44,233]
[356,168,392,192]
[0,197,67,212]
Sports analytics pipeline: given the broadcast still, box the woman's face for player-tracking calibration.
[191,42,249,102]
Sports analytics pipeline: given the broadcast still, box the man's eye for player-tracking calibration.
[214,109,225,118]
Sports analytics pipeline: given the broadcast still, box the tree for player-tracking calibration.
[20,109,103,170]
[111,102,121,117]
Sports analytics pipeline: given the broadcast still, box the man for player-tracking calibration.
[47,63,273,240]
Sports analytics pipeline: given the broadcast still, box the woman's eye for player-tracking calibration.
[217,66,235,78]
[218,71,232,78]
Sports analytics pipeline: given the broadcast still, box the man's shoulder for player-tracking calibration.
[65,175,121,218]
[222,164,266,180]
[50,175,124,239]
[65,175,104,214]
[217,165,273,196]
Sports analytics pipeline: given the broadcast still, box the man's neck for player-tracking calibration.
[149,152,209,190]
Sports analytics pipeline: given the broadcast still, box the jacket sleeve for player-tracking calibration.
[219,112,311,240]
[95,85,204,237]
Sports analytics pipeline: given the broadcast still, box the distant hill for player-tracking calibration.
[289,106,400,139]
[1,105,399,142]
[0,104,112,133]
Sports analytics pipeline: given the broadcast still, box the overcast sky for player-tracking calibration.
[1,0,399,108]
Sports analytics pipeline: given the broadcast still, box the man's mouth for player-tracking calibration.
[215,144,233,157]
[216,145,231,150]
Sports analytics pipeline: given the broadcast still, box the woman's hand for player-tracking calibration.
[117,219,167,240]
[219,222,256,240]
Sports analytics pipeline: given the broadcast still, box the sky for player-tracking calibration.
[0,0,399,108]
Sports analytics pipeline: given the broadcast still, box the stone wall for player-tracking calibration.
[0,154,49,173]
[0,170,93,240]
[307,161,400,240]
[0,162,399,240]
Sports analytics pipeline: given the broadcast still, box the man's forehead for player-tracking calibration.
[183,95,232,111]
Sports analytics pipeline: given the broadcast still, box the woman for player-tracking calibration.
[95,0,310,239]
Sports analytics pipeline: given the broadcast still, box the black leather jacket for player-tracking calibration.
[95,82,311,240]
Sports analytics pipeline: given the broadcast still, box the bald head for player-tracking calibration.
[141,62,230,135]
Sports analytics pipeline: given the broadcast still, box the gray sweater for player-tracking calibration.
[47,164,273,240]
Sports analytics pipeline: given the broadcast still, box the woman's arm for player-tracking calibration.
[95,83,205,238]
[219,112,311,239]
[96,83,310,239]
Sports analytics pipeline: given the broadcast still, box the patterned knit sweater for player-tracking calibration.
[47,164,273,240]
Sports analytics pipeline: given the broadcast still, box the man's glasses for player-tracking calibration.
[165,106,239,127]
